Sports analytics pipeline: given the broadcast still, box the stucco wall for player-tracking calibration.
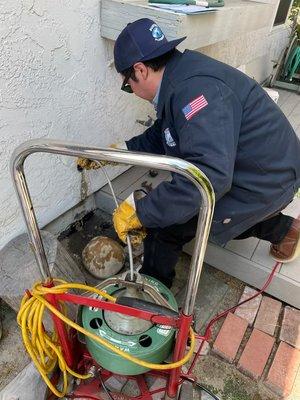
[200,24,290,83]
[0,1,290,250]
[0,1,154,250]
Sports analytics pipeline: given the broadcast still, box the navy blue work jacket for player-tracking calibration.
[126,50,300,245]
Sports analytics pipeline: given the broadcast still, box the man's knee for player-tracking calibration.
[145,221,196,246]
[145,226,180,245]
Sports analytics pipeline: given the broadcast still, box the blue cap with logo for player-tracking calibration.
[114,18,186,73]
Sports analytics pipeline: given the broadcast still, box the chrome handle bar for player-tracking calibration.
[10,139,215,316]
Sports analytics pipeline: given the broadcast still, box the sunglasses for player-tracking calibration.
[121,70,134,94]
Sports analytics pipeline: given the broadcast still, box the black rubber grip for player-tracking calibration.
[116,297,179,318]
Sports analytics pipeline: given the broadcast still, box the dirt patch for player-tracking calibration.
[0,302,30,390]
[192,355,278,400]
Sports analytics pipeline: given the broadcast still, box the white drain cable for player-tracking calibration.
[101,166,135,282]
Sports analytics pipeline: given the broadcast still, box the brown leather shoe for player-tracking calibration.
[270,218,300,263]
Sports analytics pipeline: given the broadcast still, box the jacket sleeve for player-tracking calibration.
[125,119,165,154]
[135,78,241,228]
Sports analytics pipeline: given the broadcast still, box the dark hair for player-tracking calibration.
[143,49,176,71]
[121,49,175,82]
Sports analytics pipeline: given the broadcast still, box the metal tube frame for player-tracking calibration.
[10,138,214,318]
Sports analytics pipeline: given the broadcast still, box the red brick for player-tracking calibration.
[265,342,300,397]
[254,296,282,336]
[213,313,248,362]
[238,328,275,380]
[280,306,300,349]
[234,286,262,326]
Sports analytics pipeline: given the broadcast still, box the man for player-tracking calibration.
[83,18,300,288]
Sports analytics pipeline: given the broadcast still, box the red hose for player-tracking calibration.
[66,396,101,400]
[188,261,281,373]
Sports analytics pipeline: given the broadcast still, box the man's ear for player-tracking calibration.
[133,62,148,80]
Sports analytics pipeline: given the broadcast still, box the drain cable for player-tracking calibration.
[27,164,296,399]
[94,165,289,400]
[101,166,135,282]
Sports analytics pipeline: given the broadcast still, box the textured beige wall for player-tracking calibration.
[199,25,290,82]
[0,1,153,249]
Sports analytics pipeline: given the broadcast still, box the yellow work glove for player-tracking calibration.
[76,143,127,171]
[113,191,147,246]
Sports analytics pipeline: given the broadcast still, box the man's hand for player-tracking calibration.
[77,143,127,171]
[77,157,116,171]
[113,191,146,246]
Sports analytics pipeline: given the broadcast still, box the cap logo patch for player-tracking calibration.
[149,24,165,41]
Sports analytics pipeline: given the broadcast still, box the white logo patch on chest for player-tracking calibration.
[164,128,176,147]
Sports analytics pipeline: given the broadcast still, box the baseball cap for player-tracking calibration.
[114,18,186,73]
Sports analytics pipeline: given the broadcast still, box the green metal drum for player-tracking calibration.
[81,275,178,375]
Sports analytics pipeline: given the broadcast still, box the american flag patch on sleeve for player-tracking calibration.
[182,95,208,120]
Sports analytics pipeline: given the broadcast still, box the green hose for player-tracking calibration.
[283,45,300,82]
